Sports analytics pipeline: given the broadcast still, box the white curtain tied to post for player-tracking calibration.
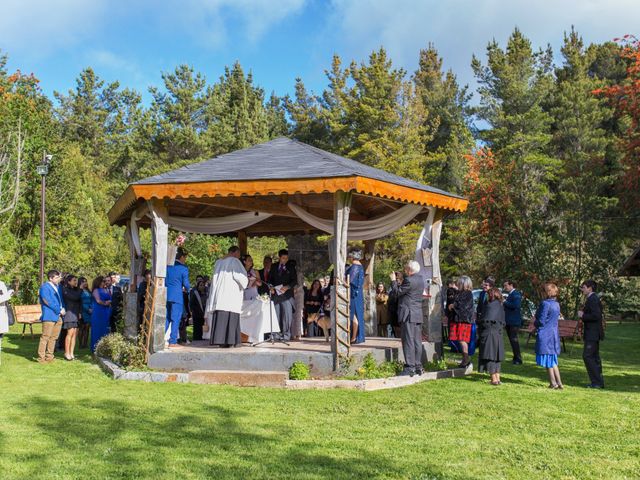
[415,207,437,294]
[165,211,272,234]
[288,202,423,241]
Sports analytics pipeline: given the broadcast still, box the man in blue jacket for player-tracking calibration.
[503,279,523,365]
[165,248,190,348]
[38,269,66,363]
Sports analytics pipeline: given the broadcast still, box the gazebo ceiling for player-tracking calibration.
[108,137,468,235]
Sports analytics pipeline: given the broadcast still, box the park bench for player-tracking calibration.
[12,304,41,338]
[526,319,580,353]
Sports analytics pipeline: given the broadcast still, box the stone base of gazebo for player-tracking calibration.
[147,337,439,377]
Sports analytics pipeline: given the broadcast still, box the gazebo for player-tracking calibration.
[108,137,468,369]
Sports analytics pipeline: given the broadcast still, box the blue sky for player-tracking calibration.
[1,0,638,104]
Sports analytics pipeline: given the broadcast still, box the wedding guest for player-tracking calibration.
[137,269,152,329]
[449,275,474,368]
[390,261,424,376]
[179,286,191,344]
[189,280,207,341]
[477,287,506,385]
[476,275,495,324]
[37,270,65,363]
[579,280,605,389]
[205,246,248,347]
[304,279,323,337]
[242,254,261,301]
[79,277,92,349]
[444,279,458,341]
[535,282,563,389]
[387,271,404,338]
[268,249,297,341]
[0,279,15,340]
[503,279,523,365]
[108,271,123,333]
[346,250,365,344]
[165,249,190,348]
[90,276,112,352]
[62,275,82,360]
[257,256,272,296]
[375,282,389,337]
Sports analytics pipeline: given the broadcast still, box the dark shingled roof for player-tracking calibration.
[135,137,464,200]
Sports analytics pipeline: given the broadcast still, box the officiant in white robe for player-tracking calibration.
[204,246,248,347]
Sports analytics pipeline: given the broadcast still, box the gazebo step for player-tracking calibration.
[188,369,288,387]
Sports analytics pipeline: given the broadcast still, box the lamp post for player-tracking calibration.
[37,153,52,282]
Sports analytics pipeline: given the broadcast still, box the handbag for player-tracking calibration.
[203,322,210,333]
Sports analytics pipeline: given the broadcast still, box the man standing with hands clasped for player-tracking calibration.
[579,280,605,389]
[37,270,66,363]
[390,260,424,377]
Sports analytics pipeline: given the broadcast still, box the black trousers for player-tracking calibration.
[192,315,204,341]
[583,340,604,387]
[505,325,522,362]
[401,322,423,369]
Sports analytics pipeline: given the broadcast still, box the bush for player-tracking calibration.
[424,359,447,372]
[95,333,146,370]
[289,361,311,380]
[355,353,403,379]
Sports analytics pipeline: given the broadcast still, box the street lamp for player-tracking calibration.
[37,153,52,282]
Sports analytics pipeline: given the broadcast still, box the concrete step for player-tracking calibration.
[188,369,288,387]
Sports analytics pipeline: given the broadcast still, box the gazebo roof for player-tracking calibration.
[108,137,468,235]
[619,245,640,276]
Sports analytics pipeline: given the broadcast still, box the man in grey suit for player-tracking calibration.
[390,260,425,377]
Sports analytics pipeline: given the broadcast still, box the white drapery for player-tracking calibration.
[166,211,272,234]
[414,207,436,293]
[288,202,423,241]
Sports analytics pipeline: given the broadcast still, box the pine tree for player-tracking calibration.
[414,44,473,193]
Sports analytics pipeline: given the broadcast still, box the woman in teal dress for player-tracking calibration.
[90,276,112,352]
[534,282,563,389]
[346,250,366,344]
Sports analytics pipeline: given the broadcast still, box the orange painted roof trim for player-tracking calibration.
[108,176,468,225]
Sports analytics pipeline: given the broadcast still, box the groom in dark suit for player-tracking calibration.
[390,260,425,377]
[269,249,297,341]
[579,279,605,389]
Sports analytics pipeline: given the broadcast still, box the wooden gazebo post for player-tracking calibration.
[332,190,352,369]
[148,200,169,353]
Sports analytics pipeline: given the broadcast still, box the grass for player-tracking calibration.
[1,322,639,480]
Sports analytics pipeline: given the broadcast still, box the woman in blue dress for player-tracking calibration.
[535,282,563,389]
[90,275,112,352]
[346,250,366,344]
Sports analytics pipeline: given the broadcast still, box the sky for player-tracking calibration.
[1,0,638,104]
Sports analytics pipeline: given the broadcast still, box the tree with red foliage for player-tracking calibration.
[593,34,640,212]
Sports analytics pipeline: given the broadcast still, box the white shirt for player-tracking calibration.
[205,256,249,314]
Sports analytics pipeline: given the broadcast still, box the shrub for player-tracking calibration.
[355,353,403,379]
[289,361,311,380]
[95,333,146,370]
[424,359,448,372]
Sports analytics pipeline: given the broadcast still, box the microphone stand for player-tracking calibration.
[253,282,289,347]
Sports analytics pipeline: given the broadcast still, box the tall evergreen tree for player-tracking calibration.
[414,44,473,193]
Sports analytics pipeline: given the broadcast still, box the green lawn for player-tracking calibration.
[1,322,639,480]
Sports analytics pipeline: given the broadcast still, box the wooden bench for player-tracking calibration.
[12,304,42,338]
[526,318,580,352]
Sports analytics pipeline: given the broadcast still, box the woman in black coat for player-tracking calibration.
[477,287,506,385]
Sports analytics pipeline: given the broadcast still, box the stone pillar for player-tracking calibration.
[123,292,138,340]
[332,190,352,370]
[149,200,169,353]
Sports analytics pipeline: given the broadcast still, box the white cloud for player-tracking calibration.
[0,0,108,57]
[326,0,640,88]
[156,0,307,49]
